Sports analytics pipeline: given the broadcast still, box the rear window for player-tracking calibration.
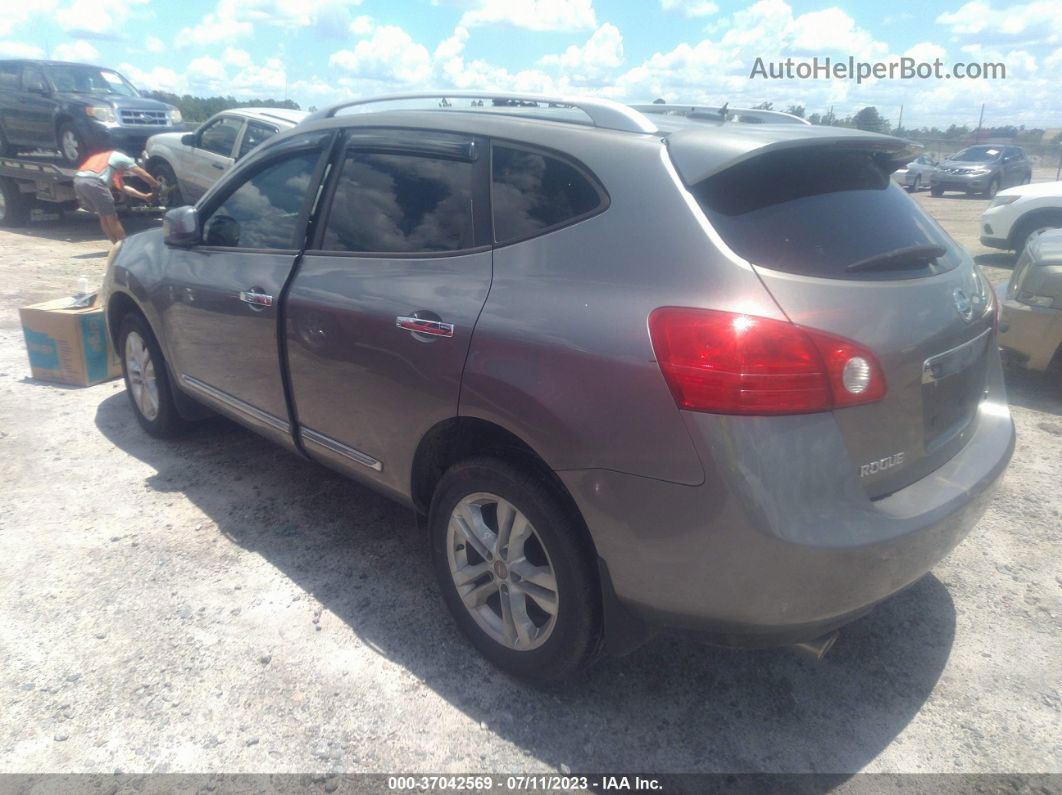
[692,147,961,279]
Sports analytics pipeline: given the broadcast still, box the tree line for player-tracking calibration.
[142,91,301,123]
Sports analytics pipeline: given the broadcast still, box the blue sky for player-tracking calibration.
[8,0,1062,128]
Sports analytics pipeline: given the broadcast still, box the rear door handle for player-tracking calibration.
[240,290,273,308]
[396,316,454,338]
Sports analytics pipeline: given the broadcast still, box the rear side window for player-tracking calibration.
[491,145,603,244]
[321,150,475,254]
[239,121,278,159]
[0,63,18,90]
[692,147,961,280]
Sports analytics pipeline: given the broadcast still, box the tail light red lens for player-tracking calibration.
[648,307,886,415]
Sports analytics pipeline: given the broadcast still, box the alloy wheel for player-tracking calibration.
[125,331,160,421]
[62,130,81,163]
[446,492,559,651]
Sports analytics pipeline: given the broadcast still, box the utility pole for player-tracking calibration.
[896,104,903,134]
[977,103,985,133]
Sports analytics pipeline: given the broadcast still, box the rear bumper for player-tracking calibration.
[561,353,1014,647]
[999,297,1062,371]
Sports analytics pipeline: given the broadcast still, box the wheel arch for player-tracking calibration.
[1009,207,1062,250]
[411,417,589,539]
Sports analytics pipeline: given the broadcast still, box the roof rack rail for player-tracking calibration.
[632,103,812,126]
[305,91,658,134]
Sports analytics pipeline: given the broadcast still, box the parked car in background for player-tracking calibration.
[999,228,1062,376]
[980,181,1062,254]
[104,92,1013,680]
[0,60,181,165]
[930,145,1031,198]
[144,107,306,207]
[892,154,938,192]
[632,103,811,125]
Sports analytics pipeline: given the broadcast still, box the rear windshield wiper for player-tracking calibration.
[845,244,947,273]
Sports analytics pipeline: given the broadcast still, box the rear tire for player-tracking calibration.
[0,177,29,227]
[429,456,602,681]
[118,313,190,439]
[0,127,17,157]
[930,186,943,197]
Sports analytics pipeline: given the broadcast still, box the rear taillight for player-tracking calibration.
[648,308,886,415]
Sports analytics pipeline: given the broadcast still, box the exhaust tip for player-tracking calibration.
[791,631,839,663]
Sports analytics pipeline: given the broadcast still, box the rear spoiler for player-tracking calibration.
[665,125,922,186]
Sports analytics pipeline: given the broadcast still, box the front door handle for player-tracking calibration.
[396,316,454,338]
[240,290,273,308]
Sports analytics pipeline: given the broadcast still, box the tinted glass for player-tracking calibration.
[491,145,601,243]
[952,146,1001,162]
[199,118,242,157]
[203,151,319,249]
[321,150,474,253]
[43,65,138,96]
[239,121,278,159]
[21,66,46,92]
[694,147,961,280]
[0,63,18,90]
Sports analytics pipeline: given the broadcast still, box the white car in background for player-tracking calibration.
[981,181,1062,254]
[143,107,306,207]
[892,154,939,192]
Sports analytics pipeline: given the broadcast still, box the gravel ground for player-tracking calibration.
[0,186,1059,778]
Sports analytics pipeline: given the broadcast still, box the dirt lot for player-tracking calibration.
[0,182,1059,778]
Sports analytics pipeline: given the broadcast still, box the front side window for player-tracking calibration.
[321,150,475,253]
[491,144,603,244]
[199,117,242,158]
[202,151,319,249]
[239,121,279,159]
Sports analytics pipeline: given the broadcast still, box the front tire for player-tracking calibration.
[429,457,601,681]
[0,177,29,227]
[58,122,89,167]
[983,178,1000,199]
[910,175,921,192]
[930,186,943,197]
[148,160,184,208]
[118,313,190,438]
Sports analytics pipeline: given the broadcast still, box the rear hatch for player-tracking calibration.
[670,130,995,498]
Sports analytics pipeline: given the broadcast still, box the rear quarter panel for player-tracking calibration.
[460,133,785,486]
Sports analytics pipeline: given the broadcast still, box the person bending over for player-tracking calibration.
[73,150,160,243]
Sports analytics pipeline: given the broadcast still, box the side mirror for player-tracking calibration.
[162,206,199,247]
[180,133,196,147]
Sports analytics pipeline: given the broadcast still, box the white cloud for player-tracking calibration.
[0,41,45,58]
[119,63,184,94]
[223,47,253,67]
[539,23,624,83]
[459,0,596,31]
[51,40,101,62]
[0,3,57,37]
[187,55,228,88]
[55,0,149,38]
[936,0,1062,43]
[144,35,165,53]
[330,26,432,84]
[350,15,374,35]
[660,0,719,17]
[175,14,253,48]
[788,8,887,59]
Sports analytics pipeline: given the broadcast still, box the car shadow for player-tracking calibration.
[94,392,957,778]
[975,252,1018,270]
[2,211,160,244]
[1003,362,1062,417]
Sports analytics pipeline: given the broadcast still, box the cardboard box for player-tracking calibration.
[19,295,121,386]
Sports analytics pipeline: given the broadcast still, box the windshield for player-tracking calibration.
[951,147,1001,163]
[44,65,139,97]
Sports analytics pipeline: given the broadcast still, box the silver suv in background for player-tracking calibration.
[930,144,1032,198]
[103,92,1014,680]
[143,107,306,207]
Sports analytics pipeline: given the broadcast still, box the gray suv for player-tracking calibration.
[102,92,1015,680]
[930,144,1032,198]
